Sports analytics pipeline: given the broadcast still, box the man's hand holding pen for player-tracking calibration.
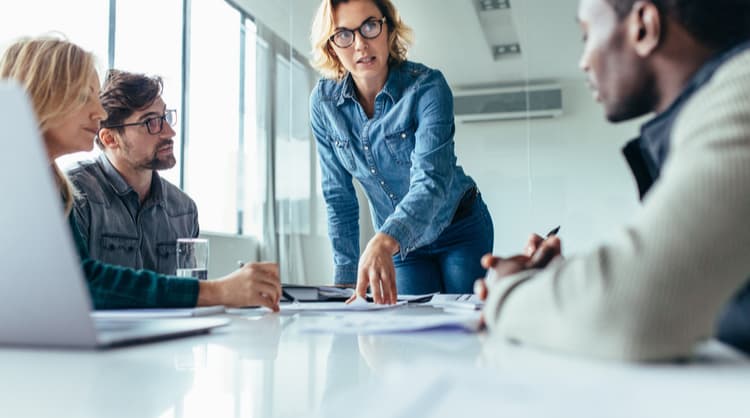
[474,226,563,303]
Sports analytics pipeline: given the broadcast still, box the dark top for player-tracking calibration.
[68,211,199,309]
[68,154,199,275]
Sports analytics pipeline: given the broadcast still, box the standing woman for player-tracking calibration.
[310,0,494,303]
[0,36,282,310]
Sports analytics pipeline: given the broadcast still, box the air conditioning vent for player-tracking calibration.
[453,84,563,122]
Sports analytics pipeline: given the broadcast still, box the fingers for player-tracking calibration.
[386,265,397,304]
[377,267,397,305]
[528,236,561,268]
[481,253,502,269]
[525,234,544,257]
[491,255,531,277]
[355,267,370,301]
[473,279,488,301]
[253,281,281,307]
[370,268,398,305]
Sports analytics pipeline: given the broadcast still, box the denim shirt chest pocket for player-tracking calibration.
[383,123,416,166]
[100,234,138,266]
[330,134,356,172]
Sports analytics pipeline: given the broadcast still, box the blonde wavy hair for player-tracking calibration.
[0,36,98,215]
[310,0,414,80]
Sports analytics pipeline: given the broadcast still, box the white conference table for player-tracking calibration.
[0,305,748,418]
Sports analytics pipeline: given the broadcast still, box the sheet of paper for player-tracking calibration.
[423,293,484,310]
[298,311,481,334]
[280,298,407,312]
[91,305,225,319]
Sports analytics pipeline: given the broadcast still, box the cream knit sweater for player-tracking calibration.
[484,50,750,361]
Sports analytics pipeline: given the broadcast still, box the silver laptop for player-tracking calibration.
[0,81,229,348]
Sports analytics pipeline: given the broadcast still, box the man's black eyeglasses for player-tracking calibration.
[103,109,177,135]
[329,17,387,48]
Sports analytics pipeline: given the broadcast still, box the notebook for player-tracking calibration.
[0,81,229,348]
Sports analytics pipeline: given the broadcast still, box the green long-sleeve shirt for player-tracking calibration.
[68,213,199,309]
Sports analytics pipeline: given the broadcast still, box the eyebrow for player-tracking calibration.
[334,15,378,31]
[137,105,167,121]
[137,111,161,121]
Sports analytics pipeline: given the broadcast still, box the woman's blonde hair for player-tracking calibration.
[310,0,414,80]
[0,36,98,215]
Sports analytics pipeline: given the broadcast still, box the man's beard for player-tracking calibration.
[141,140,176,171]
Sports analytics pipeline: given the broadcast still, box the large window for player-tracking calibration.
[0,0,110,170]
[113,0,184,186]
[242,21,264,237]
[0,0,317,238]
[275,54,312,235]
[184,1,242,234]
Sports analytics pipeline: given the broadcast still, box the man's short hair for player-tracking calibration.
[606,0,750,50]
[96,69,163,148]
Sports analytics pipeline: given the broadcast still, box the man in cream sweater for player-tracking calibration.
[480,0,750,361]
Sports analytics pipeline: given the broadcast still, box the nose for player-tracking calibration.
[354,32,367,51]
[161,119,176,138]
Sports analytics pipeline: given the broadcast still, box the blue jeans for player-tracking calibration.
[393,194,494,294]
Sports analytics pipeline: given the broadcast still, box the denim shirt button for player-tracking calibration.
[380,181,385,185]
[364,146,369,150]
[389,194,394,198]
[370,169,376,174]
[400,133,407,139]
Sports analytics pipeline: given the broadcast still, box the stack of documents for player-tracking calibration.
[282,285,354,302]
[424,294,484,311]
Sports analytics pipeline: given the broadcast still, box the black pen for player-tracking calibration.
[545,225,561,238]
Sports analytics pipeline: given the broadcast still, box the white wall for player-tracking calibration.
[454,80,643,256]
[231,0,318,52]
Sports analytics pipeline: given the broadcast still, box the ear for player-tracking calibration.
[628,1,661,57]
[97,128,119,150]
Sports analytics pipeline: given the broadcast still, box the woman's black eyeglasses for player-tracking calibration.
[103,109,177,135]
[329,17,387,48]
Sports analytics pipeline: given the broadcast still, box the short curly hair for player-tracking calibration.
[605,0,750,50]
[310,0,413,80]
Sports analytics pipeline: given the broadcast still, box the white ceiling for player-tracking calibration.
[284,0,586,86]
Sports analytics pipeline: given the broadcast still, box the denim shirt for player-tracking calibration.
[310,61,476,284]
[68,153,199,275]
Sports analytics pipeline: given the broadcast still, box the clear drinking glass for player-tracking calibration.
[176,238,209,280]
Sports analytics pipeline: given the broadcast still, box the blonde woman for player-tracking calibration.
[0,36,281,310]
[310,0,494,304]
